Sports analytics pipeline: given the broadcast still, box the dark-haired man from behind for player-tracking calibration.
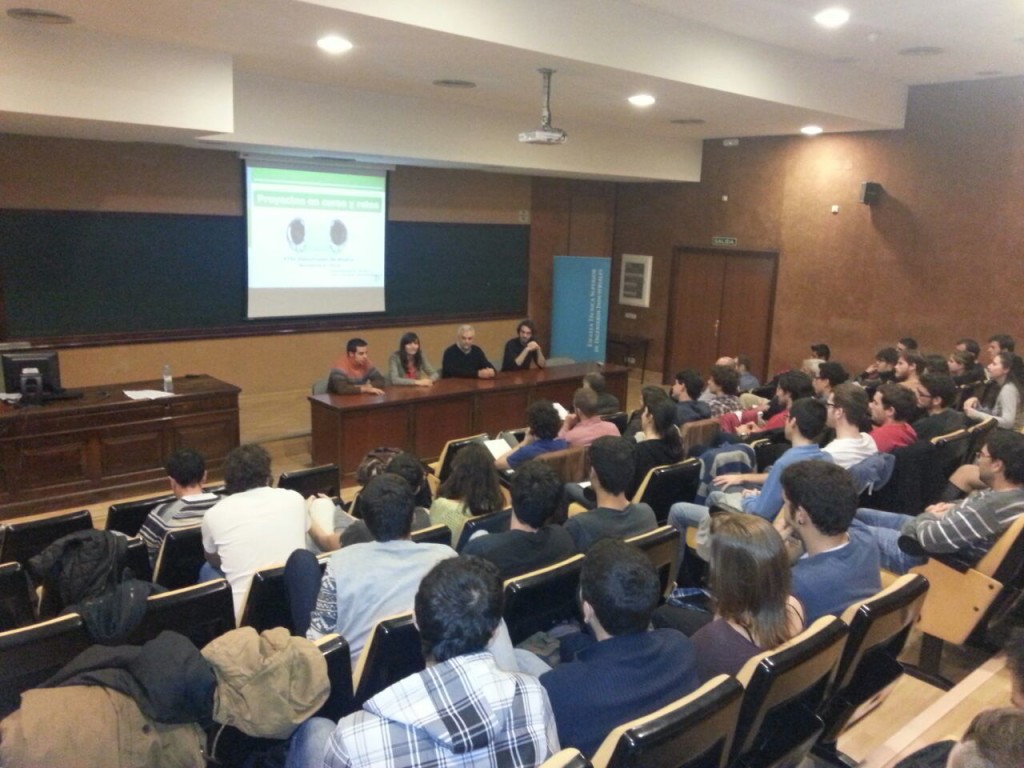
[307,473,455,664]
[776,461,881,623]
[582,371,620,415]
[495,400,568,471]
[869,382,919,453]
[564,436,657,552]
[462,462,576,579]
[290,556,558,768]
[854,429,1024,574]
[913,372,969,441]
[540,539,698,758]
[705,364,742,417]
[557,387,619,448]
[327,337,386,395]
[670,368,712,426]
[139,448,220,567]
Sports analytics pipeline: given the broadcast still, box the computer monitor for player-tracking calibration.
[1,350,63,397]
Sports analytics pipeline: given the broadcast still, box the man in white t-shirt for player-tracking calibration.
[823,383,878,469]
[201,444,309,621]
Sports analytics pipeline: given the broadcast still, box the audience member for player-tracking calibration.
[328,337,386,395]
[201,444,308,621]
[857,347,899,387]
[623,385,672,439]
[897,337,919,354]
[948,349,984,388]
[387,331,439,386]
[813,361,849,402]
[987,333,1016,359]
[705,364,742,417]
[946,708,1024,768]
[894,350,925,392]
[441,324,496,379]
[823,383,879,469]
[462,461,576,579]
[657,513,804,680]
[869,382,919,453]
[736,354,760,392]
[292,557,557,767]
[139,448,220,567]
[501,318,547,371]
[964,351,1024,430]
[308,473,456,663]
[540,539,698,757]
[557,387,619,447]
[810,343,831,362]
[431,443,506,543]
[670,368,712,425]
[495,400,569,471]
[735,370,814,437]
[565,436,656,552]
[583,371,620,415]
[777,461,881,622]
[854,429,1024,573]
[913,372,969,441]
[923,353,950,376]
[631,398,686,496]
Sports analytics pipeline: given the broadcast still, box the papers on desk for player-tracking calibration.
[0,393,22,403]
[483,431,520,459]
[123,389,178,400]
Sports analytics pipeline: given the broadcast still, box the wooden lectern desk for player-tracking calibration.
[0,375,240,519]
[310,363,628,484]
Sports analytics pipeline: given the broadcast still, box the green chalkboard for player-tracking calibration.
[0,210,528,341]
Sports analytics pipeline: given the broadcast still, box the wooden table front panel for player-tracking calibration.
[412,397,474,461]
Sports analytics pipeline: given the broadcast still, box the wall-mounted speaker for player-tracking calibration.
[860,181,883,205]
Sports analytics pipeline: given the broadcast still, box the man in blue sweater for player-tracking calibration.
[540,539,698,757]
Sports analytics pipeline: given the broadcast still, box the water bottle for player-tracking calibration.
[162,364,174,393]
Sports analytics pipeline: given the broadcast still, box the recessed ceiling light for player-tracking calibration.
[317,35,353,55]
[670,118,706,125]
[6,7,73,24]
[898,46,944,56]
[628,94,656,107]
[432,79,476,89]
[814,7,850,29]
[801,125,824,136]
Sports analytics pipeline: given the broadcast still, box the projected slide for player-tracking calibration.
[246,162,387,318]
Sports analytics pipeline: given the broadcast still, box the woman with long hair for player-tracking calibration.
[631,397,685,497]
[429,443,506,542]
[387,331,439,387]
[964,351,1024,430]
[690,513,804,681]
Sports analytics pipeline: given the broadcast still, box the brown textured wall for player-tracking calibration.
[613,77,1024,377]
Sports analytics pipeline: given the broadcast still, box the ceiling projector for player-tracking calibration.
[519,127,567,145]
[519,68,567,145]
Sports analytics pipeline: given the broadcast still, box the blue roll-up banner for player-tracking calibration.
[551,255,611,362]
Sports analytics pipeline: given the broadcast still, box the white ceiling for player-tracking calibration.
[2,0,1022,181]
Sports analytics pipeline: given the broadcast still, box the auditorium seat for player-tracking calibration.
[409,523,453,547]
[105,493,176,536]
[0,613,92,718]
[278,463,340,498]
[590,675,744,768]
[541,749,592,768]
[681,419,720,455]
[730,615,848,768]
[152,524,205,590]
[455,508,513,552]
[503,554,584,644]
[125,579,235,648]
[429,433,488,483]
[625,526,680,599]
[812,573,929,765]
[0,509,93,566]
[352,612,424,709]
[0,561,36,631]
[631,459,701,525]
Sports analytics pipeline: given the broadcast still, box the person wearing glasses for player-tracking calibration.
[822,383,878,469]
[911,371,968,441]
[852,429,1024,574]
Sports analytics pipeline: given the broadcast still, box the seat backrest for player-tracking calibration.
[681,419,720,453]
[632,460,701,524]
[409,523,453,547]
[591,675,744,768]
[278,463,340,498]
[436,433,489,483]
[125,578,235,647]
[532,445,590,484]
[978,513,1024,581]
[1,509,93,566]
[352,612,424,708]
[731,615,848,766]
[152,524,205,590]
[0,612,92,719]
[858,441,937,516]
[625,525,680,598]
[817,574,929,745]
[124,535,153,582]
[314,633,355,721]
[239,562,292,633]
[455,508,513,552]
[601,412,629,435]
[964,416,998,463]
[503,554,584,644]
[541,749,593,768]
[106,493,176,536]
[0,561,36,631]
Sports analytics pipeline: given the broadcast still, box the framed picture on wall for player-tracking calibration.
[618,253,652,308]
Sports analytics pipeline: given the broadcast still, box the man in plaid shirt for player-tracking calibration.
[286,556,558,767]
